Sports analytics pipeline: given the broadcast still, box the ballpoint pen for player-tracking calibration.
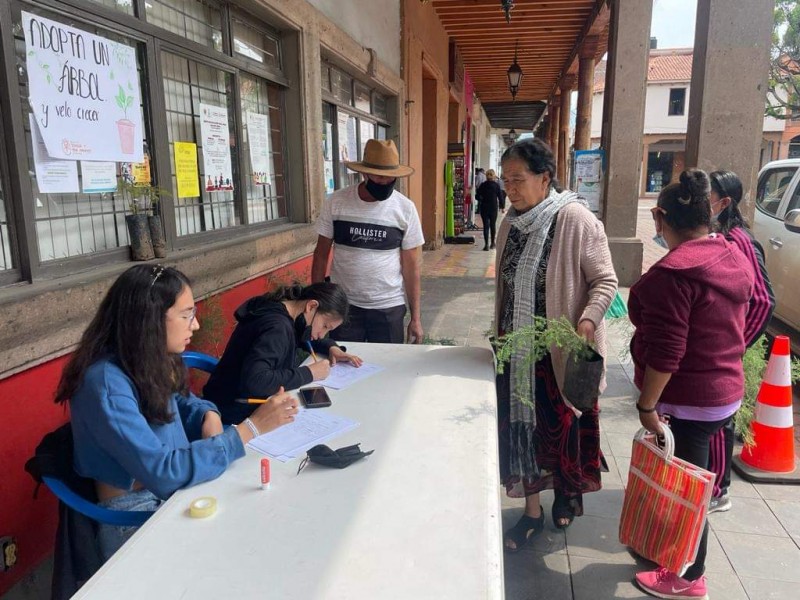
[306,340,318,362]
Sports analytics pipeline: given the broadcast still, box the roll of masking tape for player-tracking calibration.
[189,496,217,518]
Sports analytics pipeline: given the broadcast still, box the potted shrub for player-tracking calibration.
[118,180,170,261]
[495,316,602,411]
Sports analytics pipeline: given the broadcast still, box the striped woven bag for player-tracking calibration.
[619,425,715,575]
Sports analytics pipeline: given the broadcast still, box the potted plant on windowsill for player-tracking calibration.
[119,180,170,261]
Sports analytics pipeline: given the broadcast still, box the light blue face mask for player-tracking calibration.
[653,234,669,250]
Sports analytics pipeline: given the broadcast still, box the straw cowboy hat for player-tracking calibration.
[345,139,415,178]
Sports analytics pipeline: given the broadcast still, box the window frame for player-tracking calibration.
[667,87,686,117]
[0,0,294,283]
[755,166,799,220]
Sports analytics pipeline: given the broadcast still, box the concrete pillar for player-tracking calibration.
[575,37,599,151]
[600,0,653,286]
[558,76,575,184]
[685,0,773,223]
[549,95,561,154]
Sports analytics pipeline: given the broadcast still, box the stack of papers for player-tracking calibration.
[247,408,359,462]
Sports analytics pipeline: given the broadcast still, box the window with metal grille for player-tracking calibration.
[87,0,135,15]
[146,0,223,52]
[239,73,287,224]
[161,51,238,236]
[13,9,150,262]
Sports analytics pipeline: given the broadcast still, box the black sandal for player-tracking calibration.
[552,493,578,530]
[503,509,545,553]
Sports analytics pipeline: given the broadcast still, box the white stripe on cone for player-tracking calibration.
[763,354,792,387]
[754,402,794,429]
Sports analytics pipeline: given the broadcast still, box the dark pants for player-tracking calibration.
[666,415,730,581]
[708,418,735,497]
[331,304,406,344]
[481,211,497,247]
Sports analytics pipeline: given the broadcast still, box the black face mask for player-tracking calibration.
[365,178,396,201]
[294,309,316,344]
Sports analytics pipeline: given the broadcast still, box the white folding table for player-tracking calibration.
[74,343,503,600]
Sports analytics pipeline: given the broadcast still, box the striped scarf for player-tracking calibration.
[505,188,585,478]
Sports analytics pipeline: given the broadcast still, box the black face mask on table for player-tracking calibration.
[365,178,396,201]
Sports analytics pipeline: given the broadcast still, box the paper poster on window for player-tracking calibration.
[174,142,200,198]
[199,103,234,192]
[132,154,151,185]
[22,11,143,162]
[574,149,604,213]
[30,114,79,194]
[80,161,117,193]
[246,111,271,185]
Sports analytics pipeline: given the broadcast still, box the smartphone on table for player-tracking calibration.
[300,386,332,409]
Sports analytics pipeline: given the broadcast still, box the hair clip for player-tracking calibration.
[677,196,692,205]
[150,265,166,288]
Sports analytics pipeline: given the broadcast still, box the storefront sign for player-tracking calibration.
[30,115,79,193]
[246,111,271,185]
[199,103,234,192]
[574,149,605,213]
[22,11,143,162]
[174,142,200,198]
[80,161,117,193]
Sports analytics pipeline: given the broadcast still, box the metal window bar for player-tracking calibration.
[86,0,135,16]
[239,73,286,224]
[161,51,238,236]
[231,16,281,71]
[146,0,223,52]
[0,178,11,270]
[13,12,149,263]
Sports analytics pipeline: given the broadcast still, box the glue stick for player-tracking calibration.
[261,458,271,490]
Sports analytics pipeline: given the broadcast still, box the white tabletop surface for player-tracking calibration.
[74,343,503,600]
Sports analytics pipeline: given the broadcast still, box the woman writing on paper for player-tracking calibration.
[204,283,362,424]
[493,138,617,552]
[56,265,299,560]
[628,170,753,599]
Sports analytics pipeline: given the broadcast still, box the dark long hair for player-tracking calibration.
[500,138,564,192]
[657,169,712,233]
[55,265,191,424]
[710,170,748,234]
[267,282,349,322]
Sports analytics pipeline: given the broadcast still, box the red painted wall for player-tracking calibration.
[0,256,312,595]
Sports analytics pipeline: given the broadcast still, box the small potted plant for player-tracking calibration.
[118,179,170,261]
[495,316,603,411]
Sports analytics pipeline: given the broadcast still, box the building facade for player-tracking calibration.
[590,47,784,196]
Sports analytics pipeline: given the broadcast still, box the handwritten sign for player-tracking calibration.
[23,11,143,162]
[174,142,200,198]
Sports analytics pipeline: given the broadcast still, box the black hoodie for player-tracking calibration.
[203,297,339,424]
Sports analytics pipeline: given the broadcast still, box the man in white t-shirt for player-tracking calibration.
[312,139,424,344]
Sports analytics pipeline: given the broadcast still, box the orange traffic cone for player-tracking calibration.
[739,336,796,476]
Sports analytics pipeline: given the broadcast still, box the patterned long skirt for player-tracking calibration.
[497,354,606,508]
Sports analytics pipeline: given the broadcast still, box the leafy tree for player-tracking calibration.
[766,1,800,120]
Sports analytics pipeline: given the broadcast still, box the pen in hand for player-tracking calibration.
[306,341,318,362]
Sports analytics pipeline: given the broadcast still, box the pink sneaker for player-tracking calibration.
[635,567,708,599]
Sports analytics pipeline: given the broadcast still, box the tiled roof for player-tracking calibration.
[594,48,693,93]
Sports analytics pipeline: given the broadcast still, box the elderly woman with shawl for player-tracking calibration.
[494,139,617,552]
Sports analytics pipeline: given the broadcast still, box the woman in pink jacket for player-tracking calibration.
[629,169,754,599]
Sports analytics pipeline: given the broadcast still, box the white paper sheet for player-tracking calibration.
[319,362,384,390]
[247,408,359,462]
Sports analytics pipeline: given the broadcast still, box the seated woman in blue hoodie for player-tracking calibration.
[204,282,361,424]
[56,265,299,560]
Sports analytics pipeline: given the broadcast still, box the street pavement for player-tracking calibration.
[420,209,800,600]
